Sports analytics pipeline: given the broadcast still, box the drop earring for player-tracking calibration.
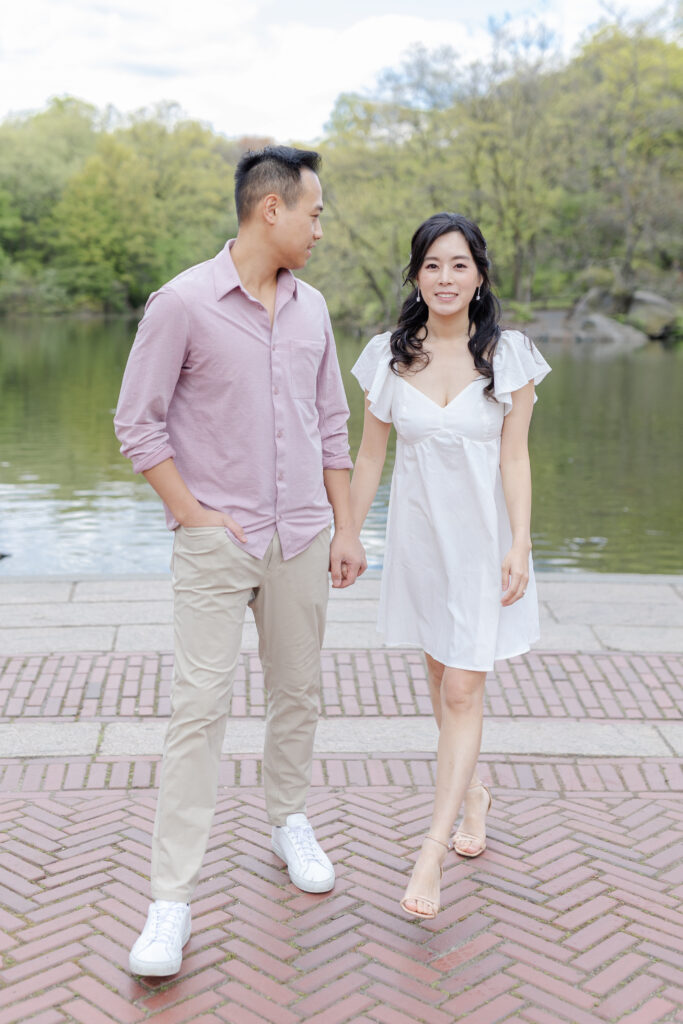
[475,286,481,301]
[416,286,421,302]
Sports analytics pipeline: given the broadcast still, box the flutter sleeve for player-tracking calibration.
[350,331,394,423]
[493,330,552,415]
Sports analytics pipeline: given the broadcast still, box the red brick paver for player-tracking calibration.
[1,651,681,722]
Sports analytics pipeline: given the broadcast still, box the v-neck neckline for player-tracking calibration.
[399,374,485,410]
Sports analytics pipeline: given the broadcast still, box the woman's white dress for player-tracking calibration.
[351,329,551,671]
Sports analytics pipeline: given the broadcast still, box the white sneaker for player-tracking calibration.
[129,900,191,976]
[272,813,335,893]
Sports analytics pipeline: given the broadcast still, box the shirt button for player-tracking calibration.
[278,472,284,481]
[277,430,283,438]
[273,386,279,395]
[272,345,276,352]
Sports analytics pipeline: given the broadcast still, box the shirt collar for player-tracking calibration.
[214,239,298,302]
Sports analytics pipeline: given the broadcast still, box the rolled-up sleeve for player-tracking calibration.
[316,308,353,470]
[114,288,189,474]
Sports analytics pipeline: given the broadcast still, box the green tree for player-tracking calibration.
[50,107,242,309]
[117,103,237,279]
[444,23,566,301]
[312,47,467,329]
[0,97,99,267]
[553,24,683,290]
[51,135,163,309]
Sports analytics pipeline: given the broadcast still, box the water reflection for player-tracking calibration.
[0,317,681,575]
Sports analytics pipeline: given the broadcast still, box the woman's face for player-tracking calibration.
[416,230,482,319]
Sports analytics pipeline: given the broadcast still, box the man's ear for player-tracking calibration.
[262,193,279,224]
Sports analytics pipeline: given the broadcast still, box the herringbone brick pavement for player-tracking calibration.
[0,648,682,1022]
[0,767,682,1022]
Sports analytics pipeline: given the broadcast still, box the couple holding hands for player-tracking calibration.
[115,145,550,977]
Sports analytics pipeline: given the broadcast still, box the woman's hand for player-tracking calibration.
[501,542,531,606]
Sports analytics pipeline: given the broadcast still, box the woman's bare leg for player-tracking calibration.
[402,660,486,915]
[424,653,445,725]
[425,652,487,843]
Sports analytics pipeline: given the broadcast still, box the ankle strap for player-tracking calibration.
[425,834,452,851]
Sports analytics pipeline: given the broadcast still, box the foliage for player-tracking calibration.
[0,100,244,313]
[551,25,683,289]
[309,18,682,326]
[0,20,680,322]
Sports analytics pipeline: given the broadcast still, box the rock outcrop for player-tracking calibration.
[624,290,678,340]
[507,287,679,356]
[507,309,649,357]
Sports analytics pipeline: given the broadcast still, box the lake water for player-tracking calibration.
[0,316,681,576]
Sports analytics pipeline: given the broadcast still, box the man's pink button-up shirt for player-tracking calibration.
[114,241,353,560]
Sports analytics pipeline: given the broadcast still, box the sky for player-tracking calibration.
[1,0,666,142]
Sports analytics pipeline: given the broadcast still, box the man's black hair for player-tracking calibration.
[234,145,321,223]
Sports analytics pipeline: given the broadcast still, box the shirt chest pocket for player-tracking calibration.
[289,338,326,399]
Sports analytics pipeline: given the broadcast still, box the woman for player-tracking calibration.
[349,212,550,919]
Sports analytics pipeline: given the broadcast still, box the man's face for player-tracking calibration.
[274,168,324,269]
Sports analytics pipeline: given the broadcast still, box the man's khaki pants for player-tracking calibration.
[151,525,330,902]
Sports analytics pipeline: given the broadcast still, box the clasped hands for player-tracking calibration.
[329,526,367,589]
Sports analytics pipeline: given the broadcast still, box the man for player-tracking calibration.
[114,145,365,977]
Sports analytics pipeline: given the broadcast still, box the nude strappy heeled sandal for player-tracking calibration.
[400,834,451,919]
[452,783,492,858]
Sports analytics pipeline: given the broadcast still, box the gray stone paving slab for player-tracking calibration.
[534,622,602,651]
[330,576,383,597]
[317,718,439,754]
[98,720,437,757]
[321,622,386,648]
[2,572,683,654]
[61,717,677,758]
[654,722,683,756]
[0,600,173,628]
[98,720,167,756]
[242,623,258,649]
[0,626,115,655]
[484,719,672,757]
[0,581,73,604]
[594,625,683,652]
[536,580,683,603]
[324,599,382,622]
[540,571,683,583]
[73,577,173,602]
[115,624,174,652]
[0,722,100,757]
[549,600,683,627]
[538,604,559,627]
[113,621,262,652]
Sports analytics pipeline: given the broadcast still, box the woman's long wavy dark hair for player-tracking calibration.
[390,212,501,396]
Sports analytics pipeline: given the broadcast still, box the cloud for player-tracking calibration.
[0,0,667,140]
[112,63,183,79]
